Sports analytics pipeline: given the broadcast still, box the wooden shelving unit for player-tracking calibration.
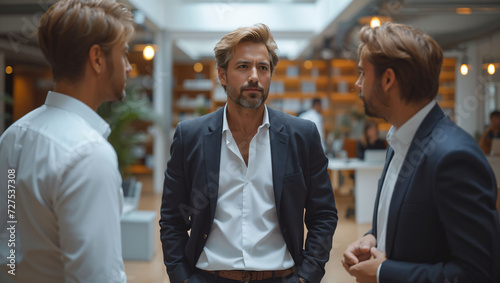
[172,61,217,127]
[171,57,456,139]
[267,60,332,136]
[437,57,456,119]
[330,59,363,138]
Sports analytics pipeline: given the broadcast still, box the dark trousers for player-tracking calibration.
[187,268,301,283]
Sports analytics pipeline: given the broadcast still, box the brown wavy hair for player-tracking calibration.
[358,22,443,104]
[214,23,279,74]
[38,0,134,82]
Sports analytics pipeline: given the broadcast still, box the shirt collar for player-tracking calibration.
[222,104,270,133]
[44,91,111,138]
[387,100,436,153]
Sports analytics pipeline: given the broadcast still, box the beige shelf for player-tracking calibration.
[332,76,357,83]
[438,86,455,95]
[331,92,359,102]
[331,59,357,68]
[439,72,455,82]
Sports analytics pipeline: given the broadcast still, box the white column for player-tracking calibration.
[0,52,5,133]
[455,43,480,137]
[152,30,173,194]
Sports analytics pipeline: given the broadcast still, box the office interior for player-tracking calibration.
[1,0,500,282]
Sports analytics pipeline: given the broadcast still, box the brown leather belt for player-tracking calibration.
[203,266,295,281]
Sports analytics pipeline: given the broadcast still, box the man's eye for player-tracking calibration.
[238,65,248,69]
[260,66,268,71]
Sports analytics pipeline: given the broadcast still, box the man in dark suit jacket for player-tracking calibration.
[343,22,500,283]
[160,23,338,283]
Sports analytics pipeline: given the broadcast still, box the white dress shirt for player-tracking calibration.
[376,100,435,282]
[0,91,126,283]
[196,105,295,271]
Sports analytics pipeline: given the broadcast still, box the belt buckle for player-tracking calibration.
[241,271,252,282]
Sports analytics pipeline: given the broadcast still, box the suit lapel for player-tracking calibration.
[384,104,445,256]
[268,108,289,220]
[203,108,224,221]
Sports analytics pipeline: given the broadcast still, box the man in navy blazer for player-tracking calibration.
[343,22,500,282]
[160,24,338,283]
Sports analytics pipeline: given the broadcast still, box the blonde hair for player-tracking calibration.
[38,0,134,82]
[358,22,443,104]
[214,23,279,74]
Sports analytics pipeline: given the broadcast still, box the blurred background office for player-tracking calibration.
[1,1,499,282]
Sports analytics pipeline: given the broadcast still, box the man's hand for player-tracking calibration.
[299,277,307,283]
[342,233,377,271]
[348,247,387,283]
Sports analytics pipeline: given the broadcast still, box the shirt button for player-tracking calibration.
[203,234,208,240]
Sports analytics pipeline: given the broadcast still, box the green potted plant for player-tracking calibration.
[97,85,156,177]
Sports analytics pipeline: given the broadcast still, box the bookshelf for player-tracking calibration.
[171,57,456,140]
[172,61,217,127]
[437,57,456,119]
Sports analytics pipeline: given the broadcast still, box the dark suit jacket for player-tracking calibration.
[370,104,500,282]
[160,107,338,283]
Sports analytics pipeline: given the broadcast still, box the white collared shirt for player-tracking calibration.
[196,105,295,270]
[0,91,126,282]
[376,100,436,282]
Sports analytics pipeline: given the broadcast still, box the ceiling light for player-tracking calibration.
[370,16,381,28]
[143,45,155,61]
[193,62,203,73]
[460,54,468,76]
[460,64,468,76]
[303,60,313,70]
[5,66,13,75]
[488,62,495,75]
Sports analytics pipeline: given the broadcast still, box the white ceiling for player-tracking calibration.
[128,0,354,60]
[0,0,499,64]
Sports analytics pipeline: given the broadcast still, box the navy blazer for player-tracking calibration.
[371,104,500,282]
[160,107,338,283]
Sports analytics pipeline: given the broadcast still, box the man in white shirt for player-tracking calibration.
[342,22,500,282]
[160,24,338,283]
[298,98,325,150]
[0,1,134,282]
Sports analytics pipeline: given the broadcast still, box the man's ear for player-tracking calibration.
[88,44,105,75]
[218,67,226,87]
[381,68,396,92]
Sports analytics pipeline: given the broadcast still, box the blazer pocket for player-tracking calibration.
[400,202,435,214]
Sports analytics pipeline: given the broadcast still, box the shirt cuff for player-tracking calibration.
[376,261,383,283]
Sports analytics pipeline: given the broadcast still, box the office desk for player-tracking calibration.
[329,158,384,224]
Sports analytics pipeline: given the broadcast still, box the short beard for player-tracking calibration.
[227,80,268,109]
[106,54,126,102]
[361,82,387,119]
